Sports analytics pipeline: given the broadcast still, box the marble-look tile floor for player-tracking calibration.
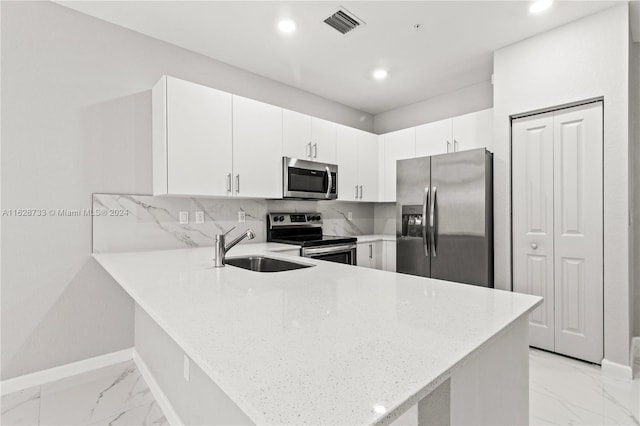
[2,350,638,425]
[1,360,168,426]
[530,348,640,425]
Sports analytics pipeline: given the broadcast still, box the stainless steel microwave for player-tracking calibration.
[282,157,338,200]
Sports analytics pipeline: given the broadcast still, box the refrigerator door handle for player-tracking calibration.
[422,186,429,256]
[430,186,437,257]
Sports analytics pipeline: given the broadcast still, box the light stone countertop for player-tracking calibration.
[356,234,396,243]
[94,243,541,425]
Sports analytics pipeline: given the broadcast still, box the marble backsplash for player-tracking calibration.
[92,194,376,253]
[374,203,396,235]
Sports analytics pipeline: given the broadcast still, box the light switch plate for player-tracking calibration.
[179,211,189,225]
[347,211,353,220]
[195,211,205,224]
[183,354,190,382]
[238,211,246,223]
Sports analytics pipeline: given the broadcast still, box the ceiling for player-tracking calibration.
[58,1,623,115]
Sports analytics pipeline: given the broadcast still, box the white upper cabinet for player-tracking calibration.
[358,131,379,202]
[283,109,312,160]
[452,108,493,152]
[382,128,415,202]
[337,126,379,202]
[283,112,337,163]
[311,117,337,163]
[415,118,452,157]
[337,125,359,201]
[232,96,283,199]
[153,76,232,196]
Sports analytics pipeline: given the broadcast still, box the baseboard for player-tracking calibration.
[601,358,633,380]
[132,349,183,426]
[1,348,133,396]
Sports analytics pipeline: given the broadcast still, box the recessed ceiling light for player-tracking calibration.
[372,69,388,80]
[529,0,553,14]
[277,20,297,33]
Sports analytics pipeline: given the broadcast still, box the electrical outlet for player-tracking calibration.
[179,211,189,225]
[183,354,190,382]
[195,211,205,224]
[238,211,246,223]
[347,211,353,220]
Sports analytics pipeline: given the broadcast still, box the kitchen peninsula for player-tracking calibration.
[95,244,541,425]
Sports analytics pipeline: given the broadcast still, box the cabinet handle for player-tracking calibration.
[306,142,312,159]
[313,143,318,159]
[226,173,232,193]
[235,174,240,194]
[447,141,451,153]
[355,185,359,199]
[359,185,363,199]
[369,244,373,259]
[454,139,458,152]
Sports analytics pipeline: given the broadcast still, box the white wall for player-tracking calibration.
[373,80,493,134]
[0,1,373,380]
[493,5,631,366]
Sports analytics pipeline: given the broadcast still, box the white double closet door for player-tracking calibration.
[512,102,603,364]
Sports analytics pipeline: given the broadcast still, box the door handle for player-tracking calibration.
[313,143,318,159]
[226,173,232,193]
[531,243,538,250]
[235,174,240,194]
[355,185,359,199]
[454,139,458,152]
[369,244,373,259]
[359,185,363,200]
[325,166,332,199]
[430,186,437,257]
[423,186,429,257]
[306,142,312,159]
[446,141,451,153]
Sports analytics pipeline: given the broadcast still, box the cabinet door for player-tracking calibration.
[384,241,396,272]
[415,118,452,157]
[232,96,283,198]
[356,242,373,268]
[283,109,312,161]
[382,128,416,202]
[358,131,379,202]
[452,109,493,152]
[512,112,555,352]
[337,125,359,201]
[164,76,232,196]
[311,117,337,163]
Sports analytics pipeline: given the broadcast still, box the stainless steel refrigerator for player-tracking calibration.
[396,148,493,287]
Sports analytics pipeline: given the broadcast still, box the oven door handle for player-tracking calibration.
[302,244,356,256]
[325,166,333,199]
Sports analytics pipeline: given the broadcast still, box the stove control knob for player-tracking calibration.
[273,216,279,222]
[279,216,285,222]
[314,215,321,221]
[307,215,312,221]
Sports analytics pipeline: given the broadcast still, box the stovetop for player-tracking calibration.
[266,212,357,247]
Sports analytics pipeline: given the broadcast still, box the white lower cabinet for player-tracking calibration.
[382,241,396,272]
[357,241,382,269]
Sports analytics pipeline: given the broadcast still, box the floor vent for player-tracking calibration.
[323,8,364,35]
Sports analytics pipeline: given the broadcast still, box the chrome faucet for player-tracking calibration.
[214,226,255,267]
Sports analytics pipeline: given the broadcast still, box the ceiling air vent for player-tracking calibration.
[323,8,364,35]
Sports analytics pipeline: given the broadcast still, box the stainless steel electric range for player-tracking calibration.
[266,212,357,265]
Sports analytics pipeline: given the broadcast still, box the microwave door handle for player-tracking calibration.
[325,166,332,199]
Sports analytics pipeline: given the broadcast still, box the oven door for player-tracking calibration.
[283,157,337,200]
[301,244,356,265]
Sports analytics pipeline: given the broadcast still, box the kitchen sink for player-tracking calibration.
[225,256,314,272]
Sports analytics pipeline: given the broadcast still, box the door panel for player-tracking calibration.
[358,131,379,201]
[311,118,337,163]
[396,157,430,277]
[512,112,555,351]
[232,96,283,198]
[383,128,416,201]
[337,125,359,201]
[283,109,311,160]
[415,118,452,157]
[430,149,491,286]
[553,103,603,363]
